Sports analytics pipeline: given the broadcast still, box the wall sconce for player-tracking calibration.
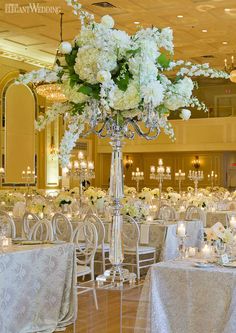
[124,155,133,170]
[49,136,58,160]
[192,155,201,170]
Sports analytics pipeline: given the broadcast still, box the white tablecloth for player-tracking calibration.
[0,243,77,333]
[140,220,203,261]
[135,259,236,333]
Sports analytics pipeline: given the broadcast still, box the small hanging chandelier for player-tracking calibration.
[35,13,66,102]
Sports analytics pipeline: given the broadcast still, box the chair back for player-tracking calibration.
[227,201,236,211]
[0,210,16,238]
[73,220,98,266]
[52,212,73,242]
[23,212,40,239]
[79,204,97,218]
[29,219,53,241]
[122,215,140,250]
[84,213,105,247]
[158,204,176,221]
[185,205,203,221]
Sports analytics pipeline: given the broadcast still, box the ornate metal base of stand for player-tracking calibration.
[96,266,136,288]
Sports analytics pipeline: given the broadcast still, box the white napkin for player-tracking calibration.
[13,202,26,218]
[140,224,150,244]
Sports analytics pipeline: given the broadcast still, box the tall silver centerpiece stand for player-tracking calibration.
[89,115,160,286]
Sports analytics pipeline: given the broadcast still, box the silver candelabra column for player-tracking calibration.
[66,151,95,203]
[208,171,217,190]
[132,167,144,192]
[175,169,185,194]
[188,170,204,194]
[150,159,171,203]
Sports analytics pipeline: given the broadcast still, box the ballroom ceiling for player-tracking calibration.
[0,0,235,69]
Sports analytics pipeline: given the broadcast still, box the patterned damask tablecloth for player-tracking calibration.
[135,259,236,333]
[0,243,77,333]
[139,220,203,261]
[179,210,236,227]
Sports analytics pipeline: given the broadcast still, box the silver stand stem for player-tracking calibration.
[108,134,124,279]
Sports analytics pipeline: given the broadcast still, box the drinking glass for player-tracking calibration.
[215,240,226,256]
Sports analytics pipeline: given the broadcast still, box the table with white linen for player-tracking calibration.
[0,243,77,333]
[135,259,236,333]
[139,220,203,261]
[179,210,236,227]
[206,210,234,227]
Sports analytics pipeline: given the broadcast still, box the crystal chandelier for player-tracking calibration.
[49,135,59,160]
[35,13,66,102]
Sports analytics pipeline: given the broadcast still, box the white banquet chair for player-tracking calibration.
[123,216,156,280]
[0,210,16,238]
[85,213,110,274]
[73,219,98,309]
[185,205,204,221]
[52,212,73,242]
[158,204,177,221]
[23,212,40,239]
[29,219,53,241]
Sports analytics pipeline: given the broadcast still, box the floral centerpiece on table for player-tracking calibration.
[69,187,81,196]
[28,198,45,214]
[7,192,26,205]
[166,191,181,204]
[124,185,137,197]
[187,186,194,194]
[84,186,106,205]
[151,188,160,199]
[205,222,234,244]
[16,0,228,167]
[138,187,153,203]
[121,200,149,221]
[54,192,73,207]
[166,186,174,193]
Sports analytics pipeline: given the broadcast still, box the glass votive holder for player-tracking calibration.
[188,247,197,257]
[201,242,212,259]
[1,236,12,247]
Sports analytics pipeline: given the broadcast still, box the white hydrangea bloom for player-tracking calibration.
[108,80,140,110]
[74,46,117,84]
[141,80,164,107]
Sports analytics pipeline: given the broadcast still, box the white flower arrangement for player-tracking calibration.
[54,192,73,207]
[166,192,181,204]
[121,200,149,220]
[139,187,153,202]
[151,188,159,198]
[16,0,229,166]
[205,222,234,244]
[7,192,26,205]
[124,186,137,197]
[83,186,106,205]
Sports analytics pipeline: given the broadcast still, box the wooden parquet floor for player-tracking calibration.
[64,284,143,333]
